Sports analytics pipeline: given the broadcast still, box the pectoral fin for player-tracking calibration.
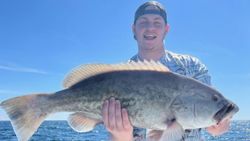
[159,122,184,141]
[68,112,101,132]
[147,129,164,141]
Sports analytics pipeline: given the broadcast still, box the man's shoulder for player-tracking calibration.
[167,51,200,64]
[167,50,211,84]
[166,51,206,71]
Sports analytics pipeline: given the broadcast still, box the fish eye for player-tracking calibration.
[212,95,218,102]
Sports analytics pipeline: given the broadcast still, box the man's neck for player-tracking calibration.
[138,47,166,61]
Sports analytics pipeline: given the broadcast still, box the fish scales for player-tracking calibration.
[0,61,239,141]
[47,70,179,129]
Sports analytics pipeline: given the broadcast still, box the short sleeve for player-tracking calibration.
[183,56,211,86]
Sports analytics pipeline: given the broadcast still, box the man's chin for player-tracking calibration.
[142,46,155,51]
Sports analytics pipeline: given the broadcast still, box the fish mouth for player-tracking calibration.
[213,103,239,123]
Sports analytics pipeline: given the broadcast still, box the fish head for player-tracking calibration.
[170,84,239,129]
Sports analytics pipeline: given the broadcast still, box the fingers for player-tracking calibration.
[115,100,123,130]
[122,108,132,130]
[206,119,231,136]
[108,98,116,130]
[102,97,132,132]
[102,100,109,128]
[102,98,134,141]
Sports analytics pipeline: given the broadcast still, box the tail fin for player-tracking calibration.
[0,94,50,141]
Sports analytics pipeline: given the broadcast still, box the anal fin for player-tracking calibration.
[68,112,101,132]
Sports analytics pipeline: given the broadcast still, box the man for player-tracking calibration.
[102,1,231,141]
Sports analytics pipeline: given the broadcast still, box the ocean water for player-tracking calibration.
[0,120,249,141]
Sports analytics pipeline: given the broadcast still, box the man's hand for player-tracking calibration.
[206,118,231,136]
[102,97,134,141]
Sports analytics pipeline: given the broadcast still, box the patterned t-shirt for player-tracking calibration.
[129,50,211,141]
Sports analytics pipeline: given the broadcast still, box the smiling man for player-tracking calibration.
[102,1,231,141]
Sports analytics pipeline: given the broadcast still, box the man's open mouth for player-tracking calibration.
[144,34,157,40]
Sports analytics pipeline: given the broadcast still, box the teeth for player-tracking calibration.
[144,34,156,40]
[145,35,155,37]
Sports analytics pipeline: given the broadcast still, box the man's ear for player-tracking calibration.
[164,24,170,37]
[132,24,137,40]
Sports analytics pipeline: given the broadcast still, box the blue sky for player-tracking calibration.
[0,0,249,120]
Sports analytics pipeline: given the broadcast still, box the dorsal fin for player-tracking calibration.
[63,60,169,88]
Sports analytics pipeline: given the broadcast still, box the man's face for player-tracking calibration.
[133,14,169,51]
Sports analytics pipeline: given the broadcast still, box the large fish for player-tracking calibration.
[0,61,239,141]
